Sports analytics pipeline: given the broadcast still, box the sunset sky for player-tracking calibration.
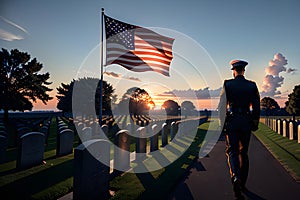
[1,0,299,111]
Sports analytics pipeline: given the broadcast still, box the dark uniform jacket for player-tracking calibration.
[219,75,260,131]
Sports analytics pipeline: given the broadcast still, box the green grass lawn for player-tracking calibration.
[1,119,299,200]
[109,121,212,200]
[0,117,77,200]
[253,122,300,181]
[0,118,209,200]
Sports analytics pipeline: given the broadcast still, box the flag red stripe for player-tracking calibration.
[107,55,172,66]
[106,47,173,63]
[108,57,170,71]
[110,61,169,76]
[107,46,173,59]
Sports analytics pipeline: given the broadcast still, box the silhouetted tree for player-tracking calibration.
[116,87,154,116]
[56,81,74,113]
[261,97,280,116]
[56,77,115,116]
[129,87,154,116]
[162,99,180,116]
[181,101,196,117]
[0,48,52,123]
[285,85,300,121]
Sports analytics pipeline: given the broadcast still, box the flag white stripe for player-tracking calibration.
[135,28,173,42]
[135,42,172,52]
[135,38,173,49]
[107,41,172,54]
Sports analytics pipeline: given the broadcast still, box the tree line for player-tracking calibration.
[1,48,300,123]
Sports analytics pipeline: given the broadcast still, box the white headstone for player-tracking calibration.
[150,124,159,152]
[56,129,74,157]
[161,123,168,147]
[277,120,281,135]
[283,120,286,137]
[17,132,45,169]
[81,127,92,142]
[136,127,147,160]
[298,125,300,144]
[114,130,130,172]
[73,139,110,200]
[289,122,294,140]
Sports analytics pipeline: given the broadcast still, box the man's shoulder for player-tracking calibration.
[225,77,257,88]
[224,78,234,84]
[245,78,257,86]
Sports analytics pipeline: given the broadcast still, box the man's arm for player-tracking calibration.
[218,81,228,130]
[251,82,260,131]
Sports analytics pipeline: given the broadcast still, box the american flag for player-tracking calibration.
[104,15,174,76]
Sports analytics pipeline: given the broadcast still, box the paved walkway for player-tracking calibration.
[168,134,300,200]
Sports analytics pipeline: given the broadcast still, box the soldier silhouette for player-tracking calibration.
[218,60,260,200]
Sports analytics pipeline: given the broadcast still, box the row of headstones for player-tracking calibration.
[56,117,75,157]
[15,117,51,169]
[15,118,52,169]
[264,118,300,143]
[73,115,115,132]
[74,117,179,148]
[15,117,51,145]
[39,117,52,144]
[73,117,207,200]
[14,117,75,170]
[14,117,46,132]
[0,117,51,165]
[130,115,152,126]
[114,121,180,168]
[0,121,8,164]
[74,118,108,143]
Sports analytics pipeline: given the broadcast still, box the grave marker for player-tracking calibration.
[57,129,74,157]
[73,139,110,200]
[17,132,45,169]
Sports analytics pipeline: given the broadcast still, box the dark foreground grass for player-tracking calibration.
[109,121,211,200]
[0,118,209,200]
[253,123,300,181]
[0,119,210,200]
[0,117,77,200]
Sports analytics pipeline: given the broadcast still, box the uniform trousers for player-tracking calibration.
[225,114,252,187]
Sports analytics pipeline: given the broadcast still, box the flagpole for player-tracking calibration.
[99,8,104,125]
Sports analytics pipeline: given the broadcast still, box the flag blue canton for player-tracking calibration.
[104,16,136,50]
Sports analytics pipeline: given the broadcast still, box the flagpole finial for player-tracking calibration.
[101,8,104,13]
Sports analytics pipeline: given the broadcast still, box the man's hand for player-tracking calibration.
[251,120,259,131]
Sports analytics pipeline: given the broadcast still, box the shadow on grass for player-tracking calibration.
[135,126,209,200]
[4,147,17,163]
[0,159,74,199]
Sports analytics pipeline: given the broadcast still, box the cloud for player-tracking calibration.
[287,68,297,73]
[0,16,28,34]
[103,71,120,78]
[0,16,28,41]
[0,29,23,41]
[124,76,141,82]
[261,53,296,97]
[104,71,141,82]
[261,75,284,96]
[157,87,222,99]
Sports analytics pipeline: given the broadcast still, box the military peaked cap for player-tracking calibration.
[230,60,248,70]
